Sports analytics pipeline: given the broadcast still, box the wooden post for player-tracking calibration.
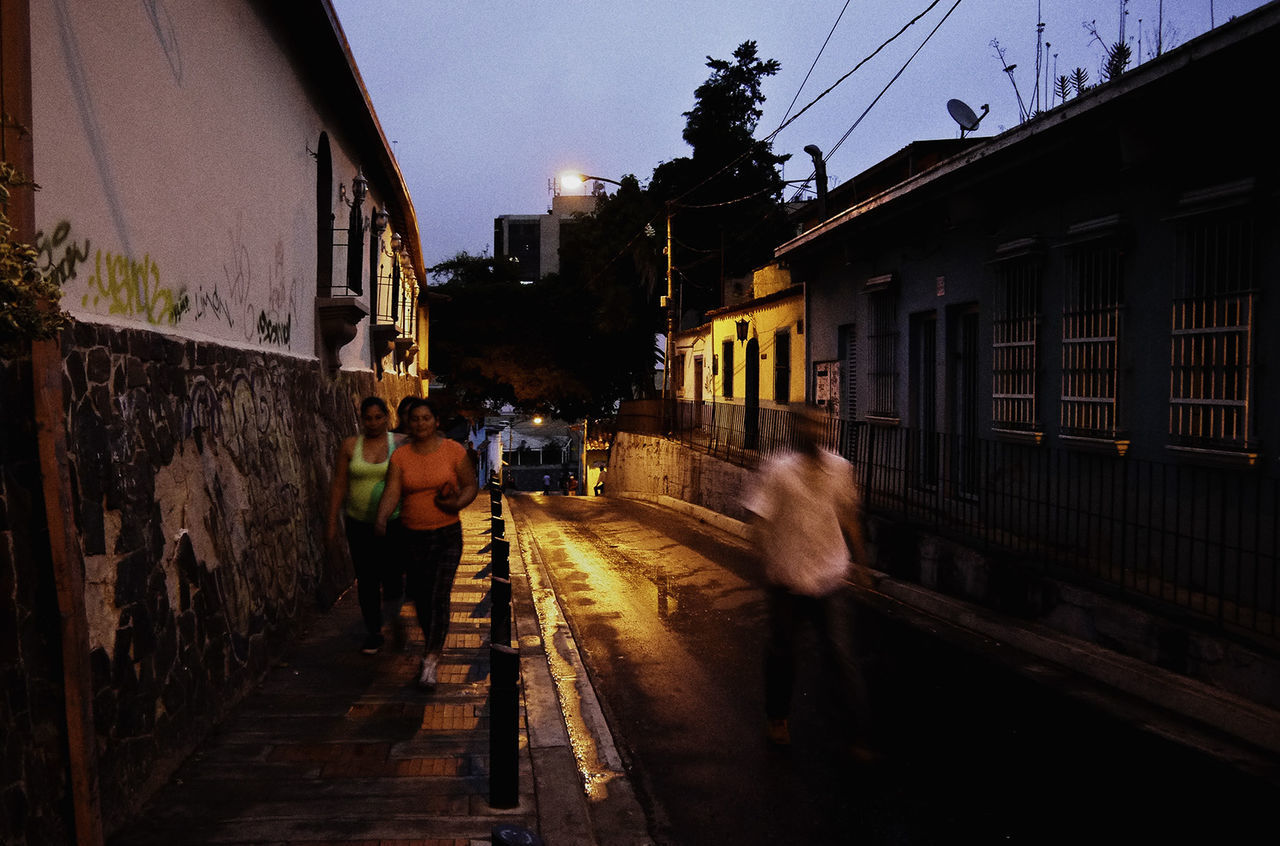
[4,3,104,841]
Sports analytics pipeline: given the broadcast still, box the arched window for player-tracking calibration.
[315,132,332,295]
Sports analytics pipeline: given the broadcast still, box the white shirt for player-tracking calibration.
[742,449,860,597]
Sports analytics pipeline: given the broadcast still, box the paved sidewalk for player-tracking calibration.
[111,493,591,846]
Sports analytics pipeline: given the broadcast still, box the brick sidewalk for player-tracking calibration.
[110,495,537,845]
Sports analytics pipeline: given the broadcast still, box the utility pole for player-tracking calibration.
[664,204,675,429]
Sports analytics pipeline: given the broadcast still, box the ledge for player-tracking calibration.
[1165,444,1261,469]
[1061,435,1130,456]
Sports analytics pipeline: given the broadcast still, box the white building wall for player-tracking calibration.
[29,0,393,366]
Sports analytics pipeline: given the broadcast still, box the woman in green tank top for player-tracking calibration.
[326,396,406,654]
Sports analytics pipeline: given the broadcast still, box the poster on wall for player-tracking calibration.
[814,360,840,417]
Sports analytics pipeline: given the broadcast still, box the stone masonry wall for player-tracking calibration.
[0,319,418,835]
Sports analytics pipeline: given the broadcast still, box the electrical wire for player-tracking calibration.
[787,0,964,201]
[779,0,852,126]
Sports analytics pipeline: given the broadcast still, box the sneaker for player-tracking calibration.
[360,634,384,655]
[417,655,439,690]
[766,718,791,746]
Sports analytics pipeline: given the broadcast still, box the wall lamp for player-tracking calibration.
[736,318,750,342]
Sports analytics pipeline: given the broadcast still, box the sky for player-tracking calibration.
[329,0,1268,272]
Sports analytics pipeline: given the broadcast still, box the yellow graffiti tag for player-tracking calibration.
[82,249,188,325]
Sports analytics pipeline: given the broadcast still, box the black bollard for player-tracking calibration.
[489,643,520,808]
[491,515,504,540]
[492,538,510,580]
[490,575,512,647]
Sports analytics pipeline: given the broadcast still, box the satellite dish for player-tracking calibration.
[947,98,990,137]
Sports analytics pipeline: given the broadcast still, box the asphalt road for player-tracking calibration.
[509,493,1278,845]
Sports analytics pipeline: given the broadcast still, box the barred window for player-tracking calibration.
[866,283,898,418]
[992,254,1041,433]
[1061,241,1124,439]
[1169,212,1255,451]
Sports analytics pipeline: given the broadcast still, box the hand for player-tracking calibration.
[435,481,460,512]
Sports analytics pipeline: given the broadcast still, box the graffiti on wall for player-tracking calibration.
[194,223,296,348]
[82,248,189,326]
[34,220,92,286]
[57,217,298,349]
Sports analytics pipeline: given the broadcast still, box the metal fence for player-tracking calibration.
[617,399,1279,641]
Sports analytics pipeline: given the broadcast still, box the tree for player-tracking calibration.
[426,252,585,414]
[650,41,790,323]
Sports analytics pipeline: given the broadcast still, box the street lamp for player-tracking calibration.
[561,172,623,192]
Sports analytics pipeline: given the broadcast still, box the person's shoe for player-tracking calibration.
[766,718,791,746]
[360,633,384,655]
[417,655,439,690]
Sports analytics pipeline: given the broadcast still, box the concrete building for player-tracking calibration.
[494,187,598,282]
[1,2,424,840]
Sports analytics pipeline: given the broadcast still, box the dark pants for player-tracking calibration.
[345,517,405,636]
[402,521,463,656]
[765,585,872,742]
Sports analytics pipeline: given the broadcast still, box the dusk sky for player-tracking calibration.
[329,1,1266,272]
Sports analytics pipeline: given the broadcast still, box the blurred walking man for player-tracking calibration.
[743,405,876,758]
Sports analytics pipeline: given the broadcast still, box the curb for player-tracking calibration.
[505,493,654,846]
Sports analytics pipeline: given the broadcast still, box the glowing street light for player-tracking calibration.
[560,172,623,193]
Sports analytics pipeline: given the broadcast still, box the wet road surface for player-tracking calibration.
[510,493,1278,845]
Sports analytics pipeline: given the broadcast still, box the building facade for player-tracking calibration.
[494,189,597,282]
[2,2,424,840]
[774,3,1280,666]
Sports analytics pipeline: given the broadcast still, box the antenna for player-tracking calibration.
[946,99,989,138]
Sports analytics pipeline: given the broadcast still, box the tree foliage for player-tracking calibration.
[1,162,65,356]
[651,41,790,321]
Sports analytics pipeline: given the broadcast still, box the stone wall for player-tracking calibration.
[1,319,419,836]
[608,432,753,521]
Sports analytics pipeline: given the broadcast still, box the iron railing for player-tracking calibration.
[617,399,1278,640]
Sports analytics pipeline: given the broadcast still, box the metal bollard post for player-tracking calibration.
[491,514,504,541]
[492,538,510,580]
[490,576,512,647]
[489,643,520,808]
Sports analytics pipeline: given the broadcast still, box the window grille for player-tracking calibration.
[774,329,791,404]
[838,323,857,420]
[992,256,1041,432]
[1169,212,1255,450]
[867,290,898,418]
[1061,242,1123,439]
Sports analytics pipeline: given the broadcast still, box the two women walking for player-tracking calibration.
[329,396,478,690]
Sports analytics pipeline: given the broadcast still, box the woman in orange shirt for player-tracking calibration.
[374,398,478,690]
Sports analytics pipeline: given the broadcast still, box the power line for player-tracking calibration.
[779,0,852,126]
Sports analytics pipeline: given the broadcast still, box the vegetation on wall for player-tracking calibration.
[0,162,64,355]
